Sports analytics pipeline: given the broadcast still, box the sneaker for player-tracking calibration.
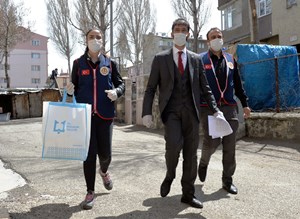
[99,170,113,190]
[82,191,95,210]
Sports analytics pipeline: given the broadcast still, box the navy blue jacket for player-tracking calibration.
[200,51,248,107]
[71,52,125,119]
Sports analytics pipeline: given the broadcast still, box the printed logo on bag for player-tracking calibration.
[204,64,212,70]
[82,69,90,75]
[100,67,109,76]
[53,120,66,134]
[53,120,81,134]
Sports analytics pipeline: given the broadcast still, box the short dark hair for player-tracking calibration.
[206,27,222,40]
[171,18,190,31]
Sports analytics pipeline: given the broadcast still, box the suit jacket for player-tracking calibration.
[142,48,219,122]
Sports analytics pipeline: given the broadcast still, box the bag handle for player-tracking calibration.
[62,89,77,104]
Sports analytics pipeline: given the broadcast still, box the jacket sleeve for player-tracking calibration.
[233,60,249,107]
[111,60,125,97]
[142,55,160,117]
[198,57,219,113]
[71,59,79,96]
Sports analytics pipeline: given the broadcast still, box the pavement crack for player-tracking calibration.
[256,144,267,153]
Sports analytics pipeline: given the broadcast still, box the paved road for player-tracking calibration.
[0,118,299,219]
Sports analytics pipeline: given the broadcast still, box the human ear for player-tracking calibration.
[186,32,190,39]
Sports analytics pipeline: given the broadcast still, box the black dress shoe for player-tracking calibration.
[181,196,203,209]
[198,165,207,182]
[222,182,238,194]
[160,178,173,197]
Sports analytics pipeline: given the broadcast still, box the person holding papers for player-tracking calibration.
[198,27,251,195]
[142,18,222,209]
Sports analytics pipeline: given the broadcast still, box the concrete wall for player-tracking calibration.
[272,1,300,46]
[219,0,251,45]
[246,112,300,141]
[219,0,300,47]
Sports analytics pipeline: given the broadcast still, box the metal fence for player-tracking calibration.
[238,53,300,113]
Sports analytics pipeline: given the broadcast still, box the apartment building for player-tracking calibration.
[0,31,49,88]
[141,32,208,77]
[218,0,300,52]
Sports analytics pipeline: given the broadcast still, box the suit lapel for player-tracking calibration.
[165,49,174,81]
[187,51,194,82]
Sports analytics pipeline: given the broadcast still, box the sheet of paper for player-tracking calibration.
[208,115,233,139]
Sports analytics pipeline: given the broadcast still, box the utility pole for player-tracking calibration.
[110,0,114,57]
[249,0,259,44]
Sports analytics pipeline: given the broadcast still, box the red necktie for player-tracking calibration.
[178,51,184,75]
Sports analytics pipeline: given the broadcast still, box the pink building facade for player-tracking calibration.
[0,31,48,88]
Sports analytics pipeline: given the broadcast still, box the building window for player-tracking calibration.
[0,77,7,83]
[199,43,205,49]
[31,78,40,84]
[31,65,41,71]
[287,0,297,8]
[221,1,242,30]
[32,40,40,46]
[257,0,272,17]
[31,53,40,59]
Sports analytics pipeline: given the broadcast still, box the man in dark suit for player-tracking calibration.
[142,18,222,209]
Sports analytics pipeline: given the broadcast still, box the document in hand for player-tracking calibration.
[208,115,233,139]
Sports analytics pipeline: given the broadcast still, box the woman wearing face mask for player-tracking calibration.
[198,27,251,195]
[142,18,220,209]
[66,28,125,210]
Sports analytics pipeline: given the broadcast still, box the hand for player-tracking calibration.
[142,115,153,128]
[105,89,118,101]
[243,107,251,119]
[213,111,225,120]
[66,82,75,95]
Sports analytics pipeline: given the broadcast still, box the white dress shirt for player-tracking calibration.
[173,46,187,69]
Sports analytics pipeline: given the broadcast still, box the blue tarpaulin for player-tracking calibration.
[236,44,300,111]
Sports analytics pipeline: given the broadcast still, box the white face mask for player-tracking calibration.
[88,39,102,53]
[173,33,187,47]
[209,38,223,52]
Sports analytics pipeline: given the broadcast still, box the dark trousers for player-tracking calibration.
[163,106,199,199]
[84,115,113,192]
[199,105,239,183]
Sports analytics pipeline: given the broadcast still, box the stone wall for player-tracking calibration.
[121,76,300,142]
[245,112,300,141]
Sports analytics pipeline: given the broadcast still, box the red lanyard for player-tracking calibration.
[207,52,229,99]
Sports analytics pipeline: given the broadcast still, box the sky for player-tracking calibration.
[15,0,221,74]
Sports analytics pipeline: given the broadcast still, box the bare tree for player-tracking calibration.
[71,0,114,51]
[171,0,211,53]
[116,0,156,65]
[46,0,77,74]
[0,0,30,88]
[115,29,131,68]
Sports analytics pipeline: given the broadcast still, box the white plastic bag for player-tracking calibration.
[42,90,91,160]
